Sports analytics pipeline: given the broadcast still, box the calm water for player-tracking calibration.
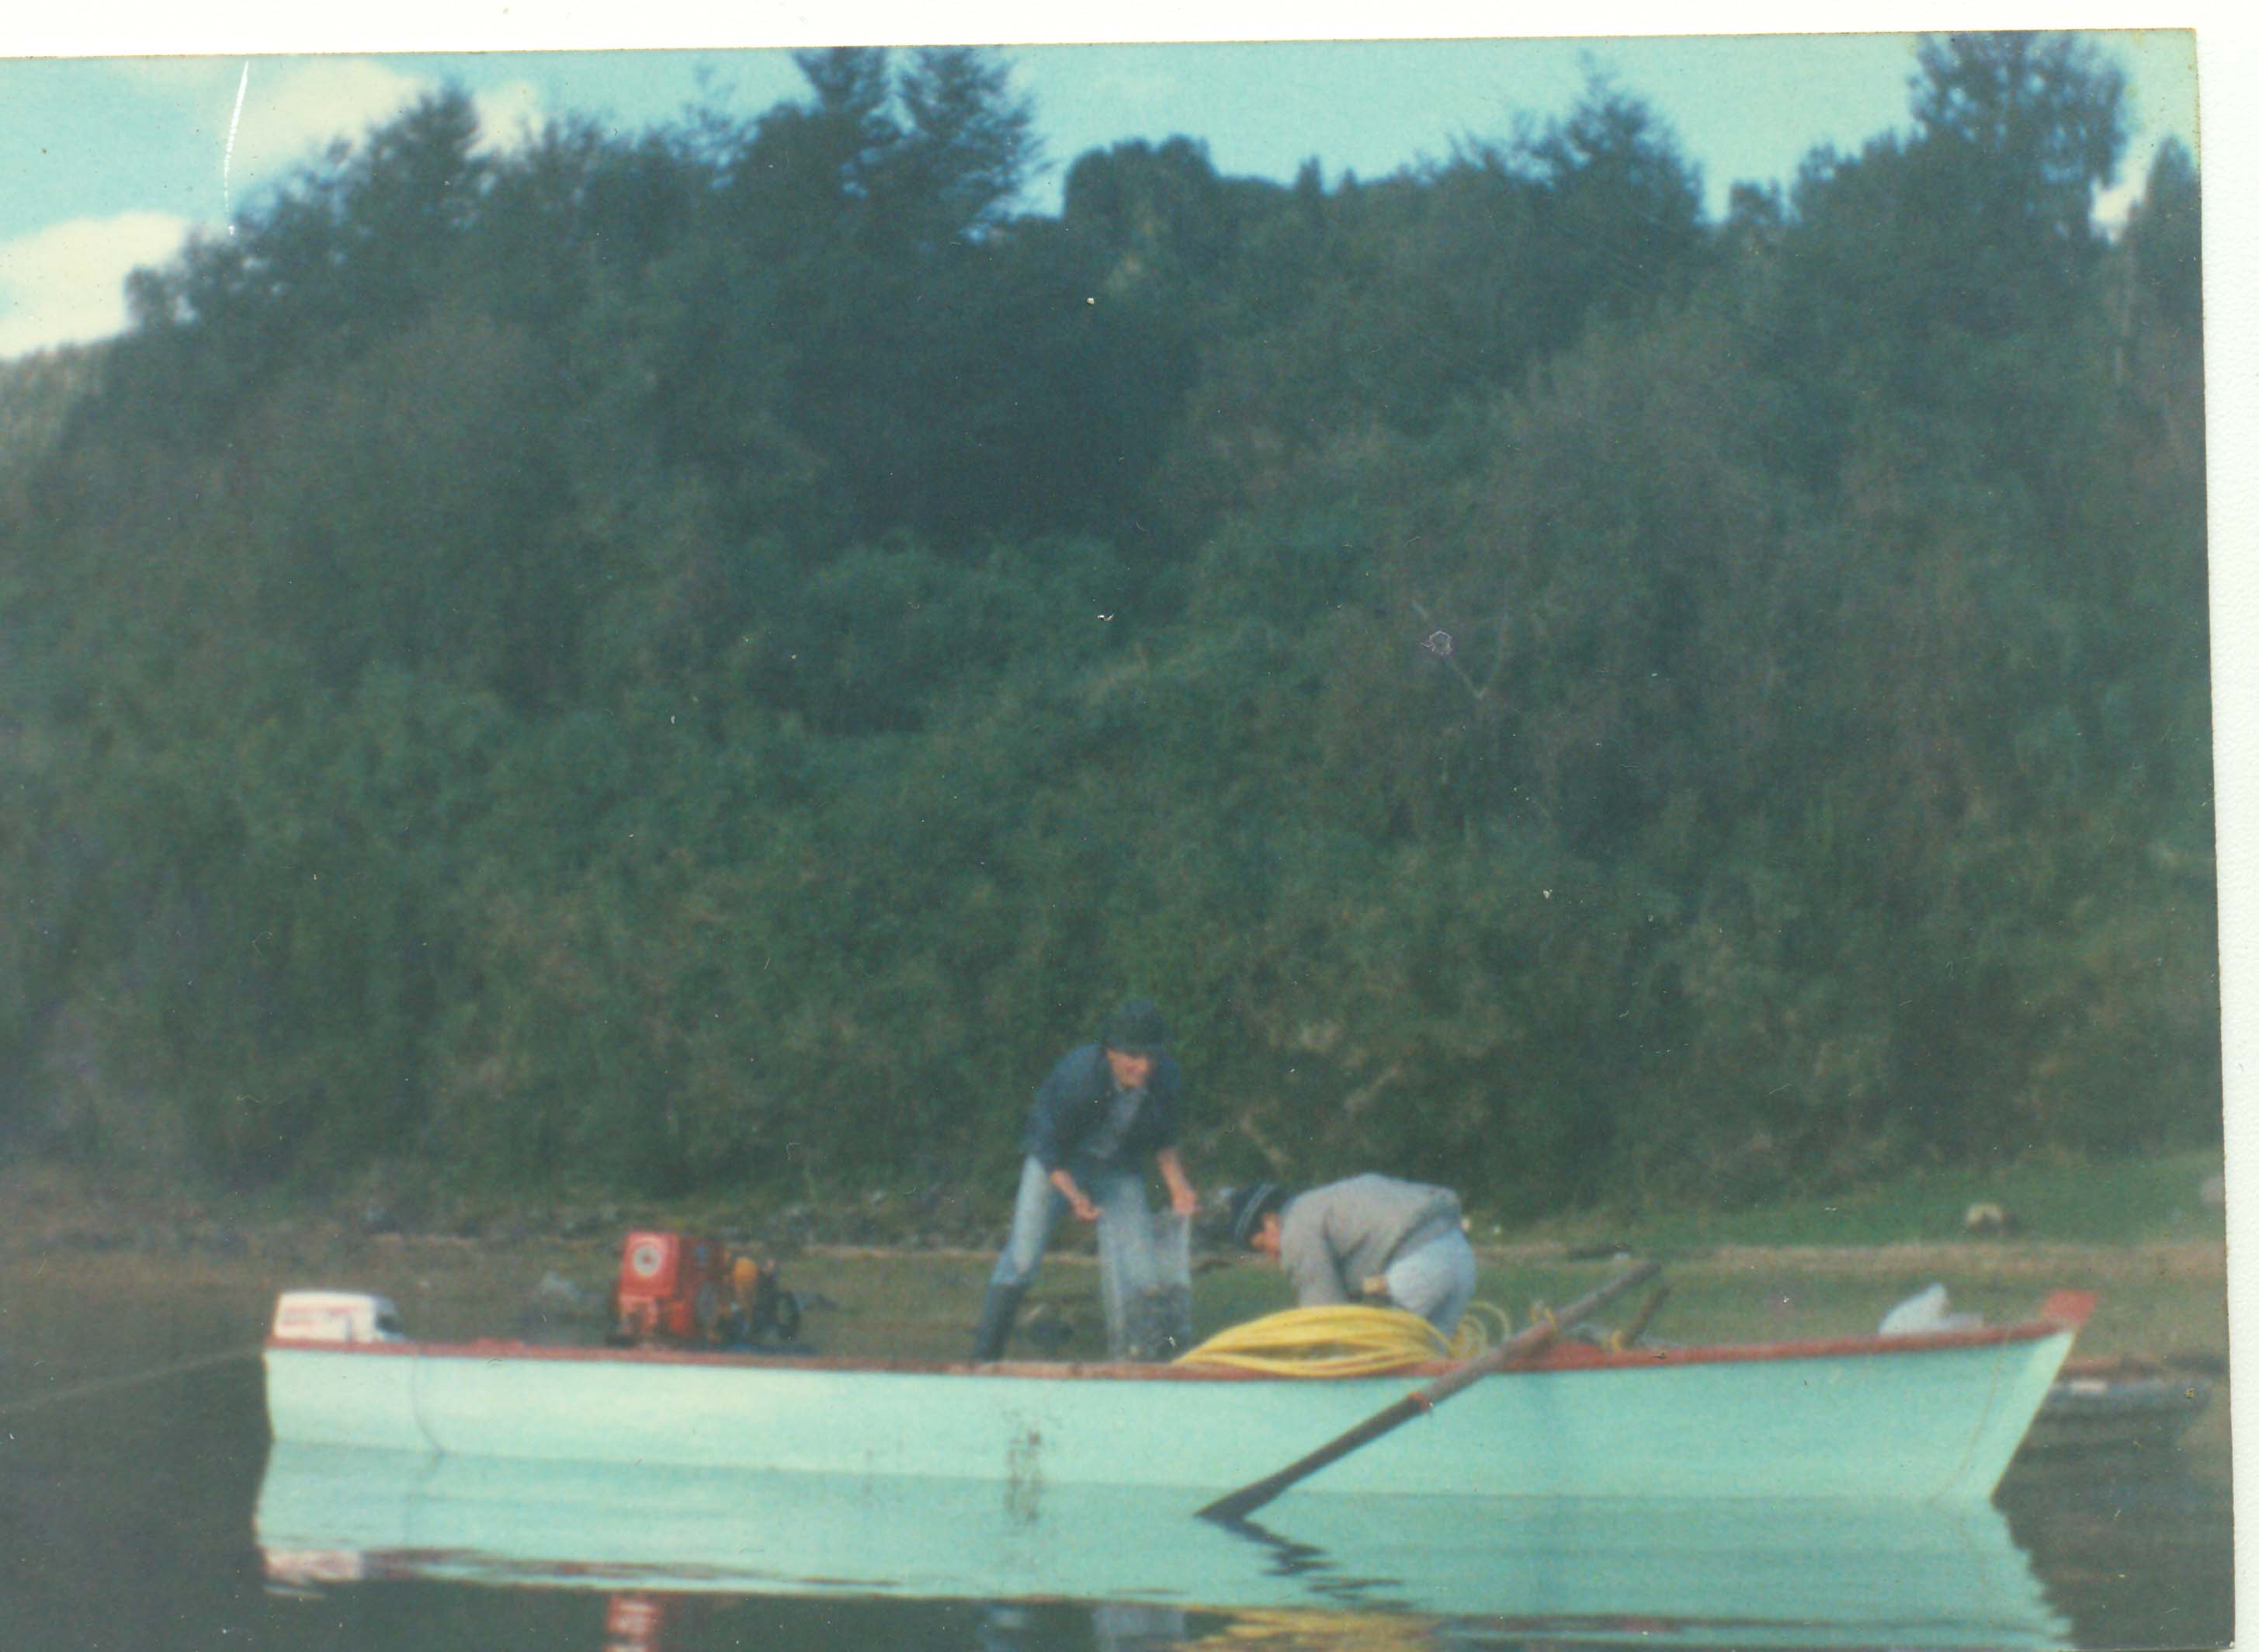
[0,1353,2233,1652]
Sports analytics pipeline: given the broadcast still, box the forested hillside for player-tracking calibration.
[0,35,2214,1218]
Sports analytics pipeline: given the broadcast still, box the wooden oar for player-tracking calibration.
[1196,1258,1662,1522]
[1619,1281,1672,1347]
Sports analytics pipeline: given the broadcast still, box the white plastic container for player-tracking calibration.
[270,1290,408,1344]
[1878,1283,1983,1337]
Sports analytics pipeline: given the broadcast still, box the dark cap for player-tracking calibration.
[1228,1181,1288,1248]
[1100,998,1168,1057]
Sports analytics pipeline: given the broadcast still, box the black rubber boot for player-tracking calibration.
[972,1282,1026,1362]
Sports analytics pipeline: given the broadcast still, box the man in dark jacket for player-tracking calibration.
[972,998,1199,1361]
[1227,1175,1477,1335]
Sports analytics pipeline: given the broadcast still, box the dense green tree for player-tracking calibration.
[1508,73,1708,326]
[0,36,2217,1211]
[1754,31,2129,492]
[2124,137,2201,331]
[1910,32,2126,268]
[1159,75,1706,535]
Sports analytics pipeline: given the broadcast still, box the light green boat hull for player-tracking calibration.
[265,1321,2076,1504]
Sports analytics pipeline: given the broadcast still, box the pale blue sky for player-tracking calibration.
[0,28,2202,358]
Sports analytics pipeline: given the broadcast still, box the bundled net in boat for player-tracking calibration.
[1099,1209,1195,1361]
[1172,1302,1511,1376]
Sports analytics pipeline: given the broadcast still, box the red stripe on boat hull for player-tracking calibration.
[266,1314,2073,1382]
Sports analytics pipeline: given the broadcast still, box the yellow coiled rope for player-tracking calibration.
[1173,1301,1514,1376]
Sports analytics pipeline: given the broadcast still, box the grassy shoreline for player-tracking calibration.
[2,1150,2226,1456]
[0,1145,2224,1253]
[2,1231,2229,1457]
[2,1153,2225,1354]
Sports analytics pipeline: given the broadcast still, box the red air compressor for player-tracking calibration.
[610,1230,803,1348]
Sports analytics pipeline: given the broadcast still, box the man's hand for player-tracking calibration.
[1156,1147,1197,1218]
[1050,1168,1100,1223]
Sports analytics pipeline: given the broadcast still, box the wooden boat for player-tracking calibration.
[254,1445,2072,1649]
[2021,1355,2213,1459]
[262,1286,2094,1506]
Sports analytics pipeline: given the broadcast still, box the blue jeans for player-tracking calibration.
[1383,1228,1477,1335]
[988,1156,1152,1290]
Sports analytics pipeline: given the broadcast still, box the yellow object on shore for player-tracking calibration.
[1174,1302,1510,1376]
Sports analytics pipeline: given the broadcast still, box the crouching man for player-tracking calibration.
[1228,1175,1477,1336]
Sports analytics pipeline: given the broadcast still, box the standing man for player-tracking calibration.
[972,998,1199,1362]
[1227,1175,1477,1336]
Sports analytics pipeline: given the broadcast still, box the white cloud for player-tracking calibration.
[1091,64,1184,109]
[2093,132,2177,236]
[0,63,549,361]
[0,212,193,360]
[472,81,550,152]
[229,58,432,184]
[2093,178,2140,236]
[106,59,248,96]
[221,62,548,204]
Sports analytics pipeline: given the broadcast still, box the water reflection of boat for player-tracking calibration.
[255,1444,2071,1650]
[263,1290,2094,1504]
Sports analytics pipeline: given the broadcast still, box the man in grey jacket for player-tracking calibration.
[1228,1175,1477,1335]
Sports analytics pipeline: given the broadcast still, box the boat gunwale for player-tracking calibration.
[264,1314,2077,1382]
